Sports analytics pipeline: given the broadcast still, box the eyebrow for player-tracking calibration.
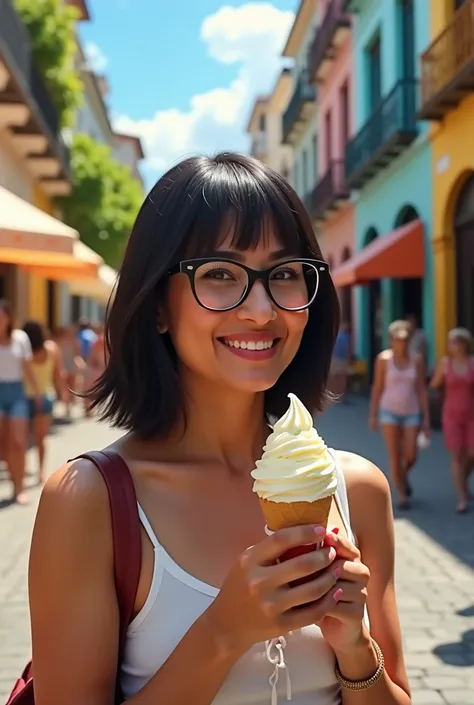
[206,248,298,263]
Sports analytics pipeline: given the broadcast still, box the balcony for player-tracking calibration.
[0,0,70,195]
[307,160,350,223]
[418,0,474,121]
[251,131,267,159]
[282,70,316,144]
[308,0,351,83]
[345,79,418,190]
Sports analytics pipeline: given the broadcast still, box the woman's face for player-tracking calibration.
[161,230,309,395]
[0,307,10,336]
[448,337,468,357]
[390,334,409,355]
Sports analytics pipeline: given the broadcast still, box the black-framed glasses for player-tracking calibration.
[168,257,329,312]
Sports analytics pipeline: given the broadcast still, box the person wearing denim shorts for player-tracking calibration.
[0,300,40,504]
[369,320,430,509]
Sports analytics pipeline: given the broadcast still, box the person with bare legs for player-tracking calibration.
[430,328,474,513]
[369,320,430,509]
[54,326,84,419]
[23,321,67,484]
[0,300,41,504]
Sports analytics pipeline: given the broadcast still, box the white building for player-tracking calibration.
[114,132,145,189]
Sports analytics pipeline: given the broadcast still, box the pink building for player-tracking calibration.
[307,0,354,327]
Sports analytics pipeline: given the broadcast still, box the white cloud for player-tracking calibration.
[113,3,294,184]
[84,41,109,73]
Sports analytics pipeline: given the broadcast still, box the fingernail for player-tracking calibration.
[333,566,342,578]
[333,588,344,601]
[328,547,337,561]
[314,525,326,536]
[331,527,340,535]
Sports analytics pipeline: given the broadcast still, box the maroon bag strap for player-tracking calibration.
[75,450,142,702]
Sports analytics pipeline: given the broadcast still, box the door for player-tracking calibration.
[456,221,474,332]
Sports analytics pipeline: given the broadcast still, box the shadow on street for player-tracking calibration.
[317,396,474,571]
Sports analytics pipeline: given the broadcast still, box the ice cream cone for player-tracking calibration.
[259,495,333,532]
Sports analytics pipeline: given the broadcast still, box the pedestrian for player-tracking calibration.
[54,325,85,419]
[369,319,430,509]
[76,318,97,417]
[330,321,352,399]
[28,154,410,705]
[0,300,41,504]
[83,324,106,415]
[23,321,67,484]
[430,327,474,513]
[406,313,428,373]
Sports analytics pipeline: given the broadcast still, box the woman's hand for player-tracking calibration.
[317,529,370,654]
[421,417,431,438]
[206,524,339,656]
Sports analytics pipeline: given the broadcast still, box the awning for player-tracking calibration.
[17,241,102,281]
[331,220,425,288]
[69,264,118,304]
[0,186,77,254]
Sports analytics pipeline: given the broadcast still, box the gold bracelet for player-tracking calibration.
[335,639,385,691]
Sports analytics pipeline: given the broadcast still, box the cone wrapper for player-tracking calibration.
[260,495,334,586]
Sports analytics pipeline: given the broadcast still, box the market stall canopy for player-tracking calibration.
[69,264,118,304]
[18,241,103,281]
[331,220,425,288]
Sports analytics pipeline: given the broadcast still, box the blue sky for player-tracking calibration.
[79,0,298,184]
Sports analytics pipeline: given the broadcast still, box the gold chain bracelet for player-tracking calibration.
[335,639,385,691]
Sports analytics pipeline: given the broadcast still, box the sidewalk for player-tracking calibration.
[0,401,473,704]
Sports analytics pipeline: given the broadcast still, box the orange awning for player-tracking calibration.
[13,242,102,281]
[331,220,425,288]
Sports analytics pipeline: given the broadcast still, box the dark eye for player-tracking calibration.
[202,268,235,280]
[271,267,298,281]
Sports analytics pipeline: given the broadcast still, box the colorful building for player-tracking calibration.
[281,0,318,205]
[418,0,474,357]
[306,0,354,326]
[333,0,435,369]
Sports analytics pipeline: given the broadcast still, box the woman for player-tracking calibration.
[430,328,474,513]
[84,325,106,416]
[23,321,66,484]
[0,300,41,504]
[54,325,84,418]
[369,320,430,509]
[29,154,410,705]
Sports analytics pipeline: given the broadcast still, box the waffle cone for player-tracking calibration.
[259,495,333,532]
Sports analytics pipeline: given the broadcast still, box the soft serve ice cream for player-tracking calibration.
[251,393,337,531]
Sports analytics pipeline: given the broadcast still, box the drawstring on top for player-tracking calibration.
[265,637,292,705]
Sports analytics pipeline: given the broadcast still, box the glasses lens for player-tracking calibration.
[194,261,248,310]
[269,261,319,310]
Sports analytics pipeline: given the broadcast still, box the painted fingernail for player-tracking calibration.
[314,525,326,536]
[328,547,337,561]
[333,588,344,601]
[331,527,340,535]
[333,566,342,578]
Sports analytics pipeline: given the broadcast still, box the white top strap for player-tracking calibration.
[137,503,160,549]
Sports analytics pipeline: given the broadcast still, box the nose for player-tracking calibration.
[236,280,276,324]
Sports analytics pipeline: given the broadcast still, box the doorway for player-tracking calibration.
[454,175,474,333]
[363,228,382,374]
[395,205,423,325]
[340,246,353,329]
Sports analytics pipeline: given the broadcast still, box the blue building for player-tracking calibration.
[333,0,434,370]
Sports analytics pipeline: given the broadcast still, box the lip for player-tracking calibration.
[217,332,280,361]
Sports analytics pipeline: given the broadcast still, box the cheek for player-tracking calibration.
[164,280,219,358]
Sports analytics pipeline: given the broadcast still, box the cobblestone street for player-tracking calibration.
[0,399,473,704]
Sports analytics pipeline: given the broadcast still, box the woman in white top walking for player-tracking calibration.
[28,154,410,705]
[0,300,41,503]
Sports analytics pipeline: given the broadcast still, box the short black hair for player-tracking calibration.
[89,152,340,437]
[23,320,46,352]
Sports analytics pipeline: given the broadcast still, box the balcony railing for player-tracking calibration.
[345,79,418,190]
[308,0,350,82]
[418,0,474,120]
[251,131,267,158]
[308,160,350,222]
[282,70,316,144]
[0,0,70,177]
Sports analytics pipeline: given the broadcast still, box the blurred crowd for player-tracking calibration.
[0,299,105,504]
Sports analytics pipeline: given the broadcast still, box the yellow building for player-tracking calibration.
[419,0,474,357]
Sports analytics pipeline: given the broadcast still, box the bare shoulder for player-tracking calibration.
[378,349,392,363]
[332,449,389,494]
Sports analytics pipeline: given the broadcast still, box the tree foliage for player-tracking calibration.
[13,0,83,127]
[59,134,143,267]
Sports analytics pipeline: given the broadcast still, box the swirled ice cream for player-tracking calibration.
[252,393,337,531]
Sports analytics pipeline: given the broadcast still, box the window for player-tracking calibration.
[340,81,350,149]
[325,110,332,167]
[302,150,308,195]
[397,0,415,80]
[259,113,266,132]
[312,134,318,179]
[367,35,382,111]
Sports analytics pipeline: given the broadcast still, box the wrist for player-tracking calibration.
[333,629,379,681]
[202,606,247,664]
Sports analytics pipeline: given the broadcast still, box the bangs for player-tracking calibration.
[181,159,317,260]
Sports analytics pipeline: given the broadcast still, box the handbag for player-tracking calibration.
[6,450,142,705]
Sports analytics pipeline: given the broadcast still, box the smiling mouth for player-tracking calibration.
[219,338,278,350]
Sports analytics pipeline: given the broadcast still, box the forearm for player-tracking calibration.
[418,386,430,422]
[369,389,381,417]
[336,639,411,705]
[129,610,241,705]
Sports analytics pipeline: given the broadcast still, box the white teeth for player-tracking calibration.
[223,339,275,350]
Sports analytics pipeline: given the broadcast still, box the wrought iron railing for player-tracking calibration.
[0,0,69,173]
[420,0,474,107]
[308,0,350,79]
[311,160,349,219]
[282,69,316,142]
[345,79,418,185]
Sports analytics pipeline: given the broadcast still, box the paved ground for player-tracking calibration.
[0,397,473,704]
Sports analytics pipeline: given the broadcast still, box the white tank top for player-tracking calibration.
[121,460,365,704]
